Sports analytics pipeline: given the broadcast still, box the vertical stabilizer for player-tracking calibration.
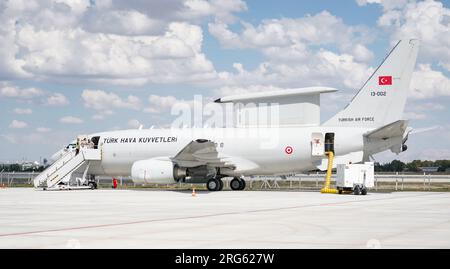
[324,39,420,128]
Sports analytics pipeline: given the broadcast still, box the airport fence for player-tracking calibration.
[1,172,450,191]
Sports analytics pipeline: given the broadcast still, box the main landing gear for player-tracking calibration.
[206,177,246,191]
[206,178,224,191]
[230,177,246,191]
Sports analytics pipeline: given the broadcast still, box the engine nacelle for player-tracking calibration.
[131,158,186,184]
[402,144,408,152]
[390,142,408,154]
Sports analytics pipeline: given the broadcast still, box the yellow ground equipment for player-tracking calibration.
[320,151,339,194]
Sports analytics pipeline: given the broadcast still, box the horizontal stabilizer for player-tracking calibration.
[364,120,409,140]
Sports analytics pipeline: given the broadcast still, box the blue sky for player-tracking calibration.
[0,0,449,163]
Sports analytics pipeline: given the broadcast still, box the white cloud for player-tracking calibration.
[411,102,445,112]
[0,11,30,79]
[90,0,247,28]
[214,49,373,90]
[0,1,379,90]
[145,95,185,114]
[9,120,28,129]
[19,22,214,85]
[0,1,234,85]
[1,2,374,87]
[0,82,70,105]
[374,0,450,72]
[351,44,375,63]
[356,0,408,10]
[84,9,165,35]
[128,119,142,128]
[208,11,376,90]
[403,111,427,120]
[36,127,51,133]
[403,99,446,120]
[182,0,247,23]
[410,64,450,99]
[144,94,205,115]
[0,82,44,99]
[13,108,32,114]
[82,89,142,115]
[208,11,374,61]
[0,129,76,149]
[59,116,83,124]
[46,93,69,106]
[356,0,381,5]
[356,0,450,100]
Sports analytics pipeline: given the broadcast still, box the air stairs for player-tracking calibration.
[33,148,101,190]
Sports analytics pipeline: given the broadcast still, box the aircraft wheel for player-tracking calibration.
[230,178,241,190]
[361,187,368,195]
[217,179,224,191]
[88,182,97,190]
[207,178,219,191]
[353,185,361,195]
[239,178,246,190]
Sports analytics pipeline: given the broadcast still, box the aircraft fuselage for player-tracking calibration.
[87,126,370,177]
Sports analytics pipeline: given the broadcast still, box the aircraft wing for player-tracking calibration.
[171,139,234,168]
[171,139,260,173]
[364,120,409,140]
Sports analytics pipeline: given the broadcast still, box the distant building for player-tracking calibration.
[419,167,439,173]
[21,161,41,171]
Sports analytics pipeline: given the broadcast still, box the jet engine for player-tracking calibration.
[131,158,219,184]
[131,158,187,184]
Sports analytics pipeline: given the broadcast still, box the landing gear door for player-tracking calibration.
[311,132,324,156]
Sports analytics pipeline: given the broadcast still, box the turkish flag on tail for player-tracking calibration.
[378,76,392,85]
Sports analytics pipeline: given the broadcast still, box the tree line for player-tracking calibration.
[0,163,45,173]
[375,160,450,172]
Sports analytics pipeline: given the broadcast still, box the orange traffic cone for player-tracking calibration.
[192,187,196,197]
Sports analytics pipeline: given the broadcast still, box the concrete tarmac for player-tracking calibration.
[0,188,449,248]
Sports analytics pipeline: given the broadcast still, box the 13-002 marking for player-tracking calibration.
[370,91,387,96]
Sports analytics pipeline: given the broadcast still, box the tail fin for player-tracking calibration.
[324,39,420,128]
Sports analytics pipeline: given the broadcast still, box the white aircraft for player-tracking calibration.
[34,39,420,191]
